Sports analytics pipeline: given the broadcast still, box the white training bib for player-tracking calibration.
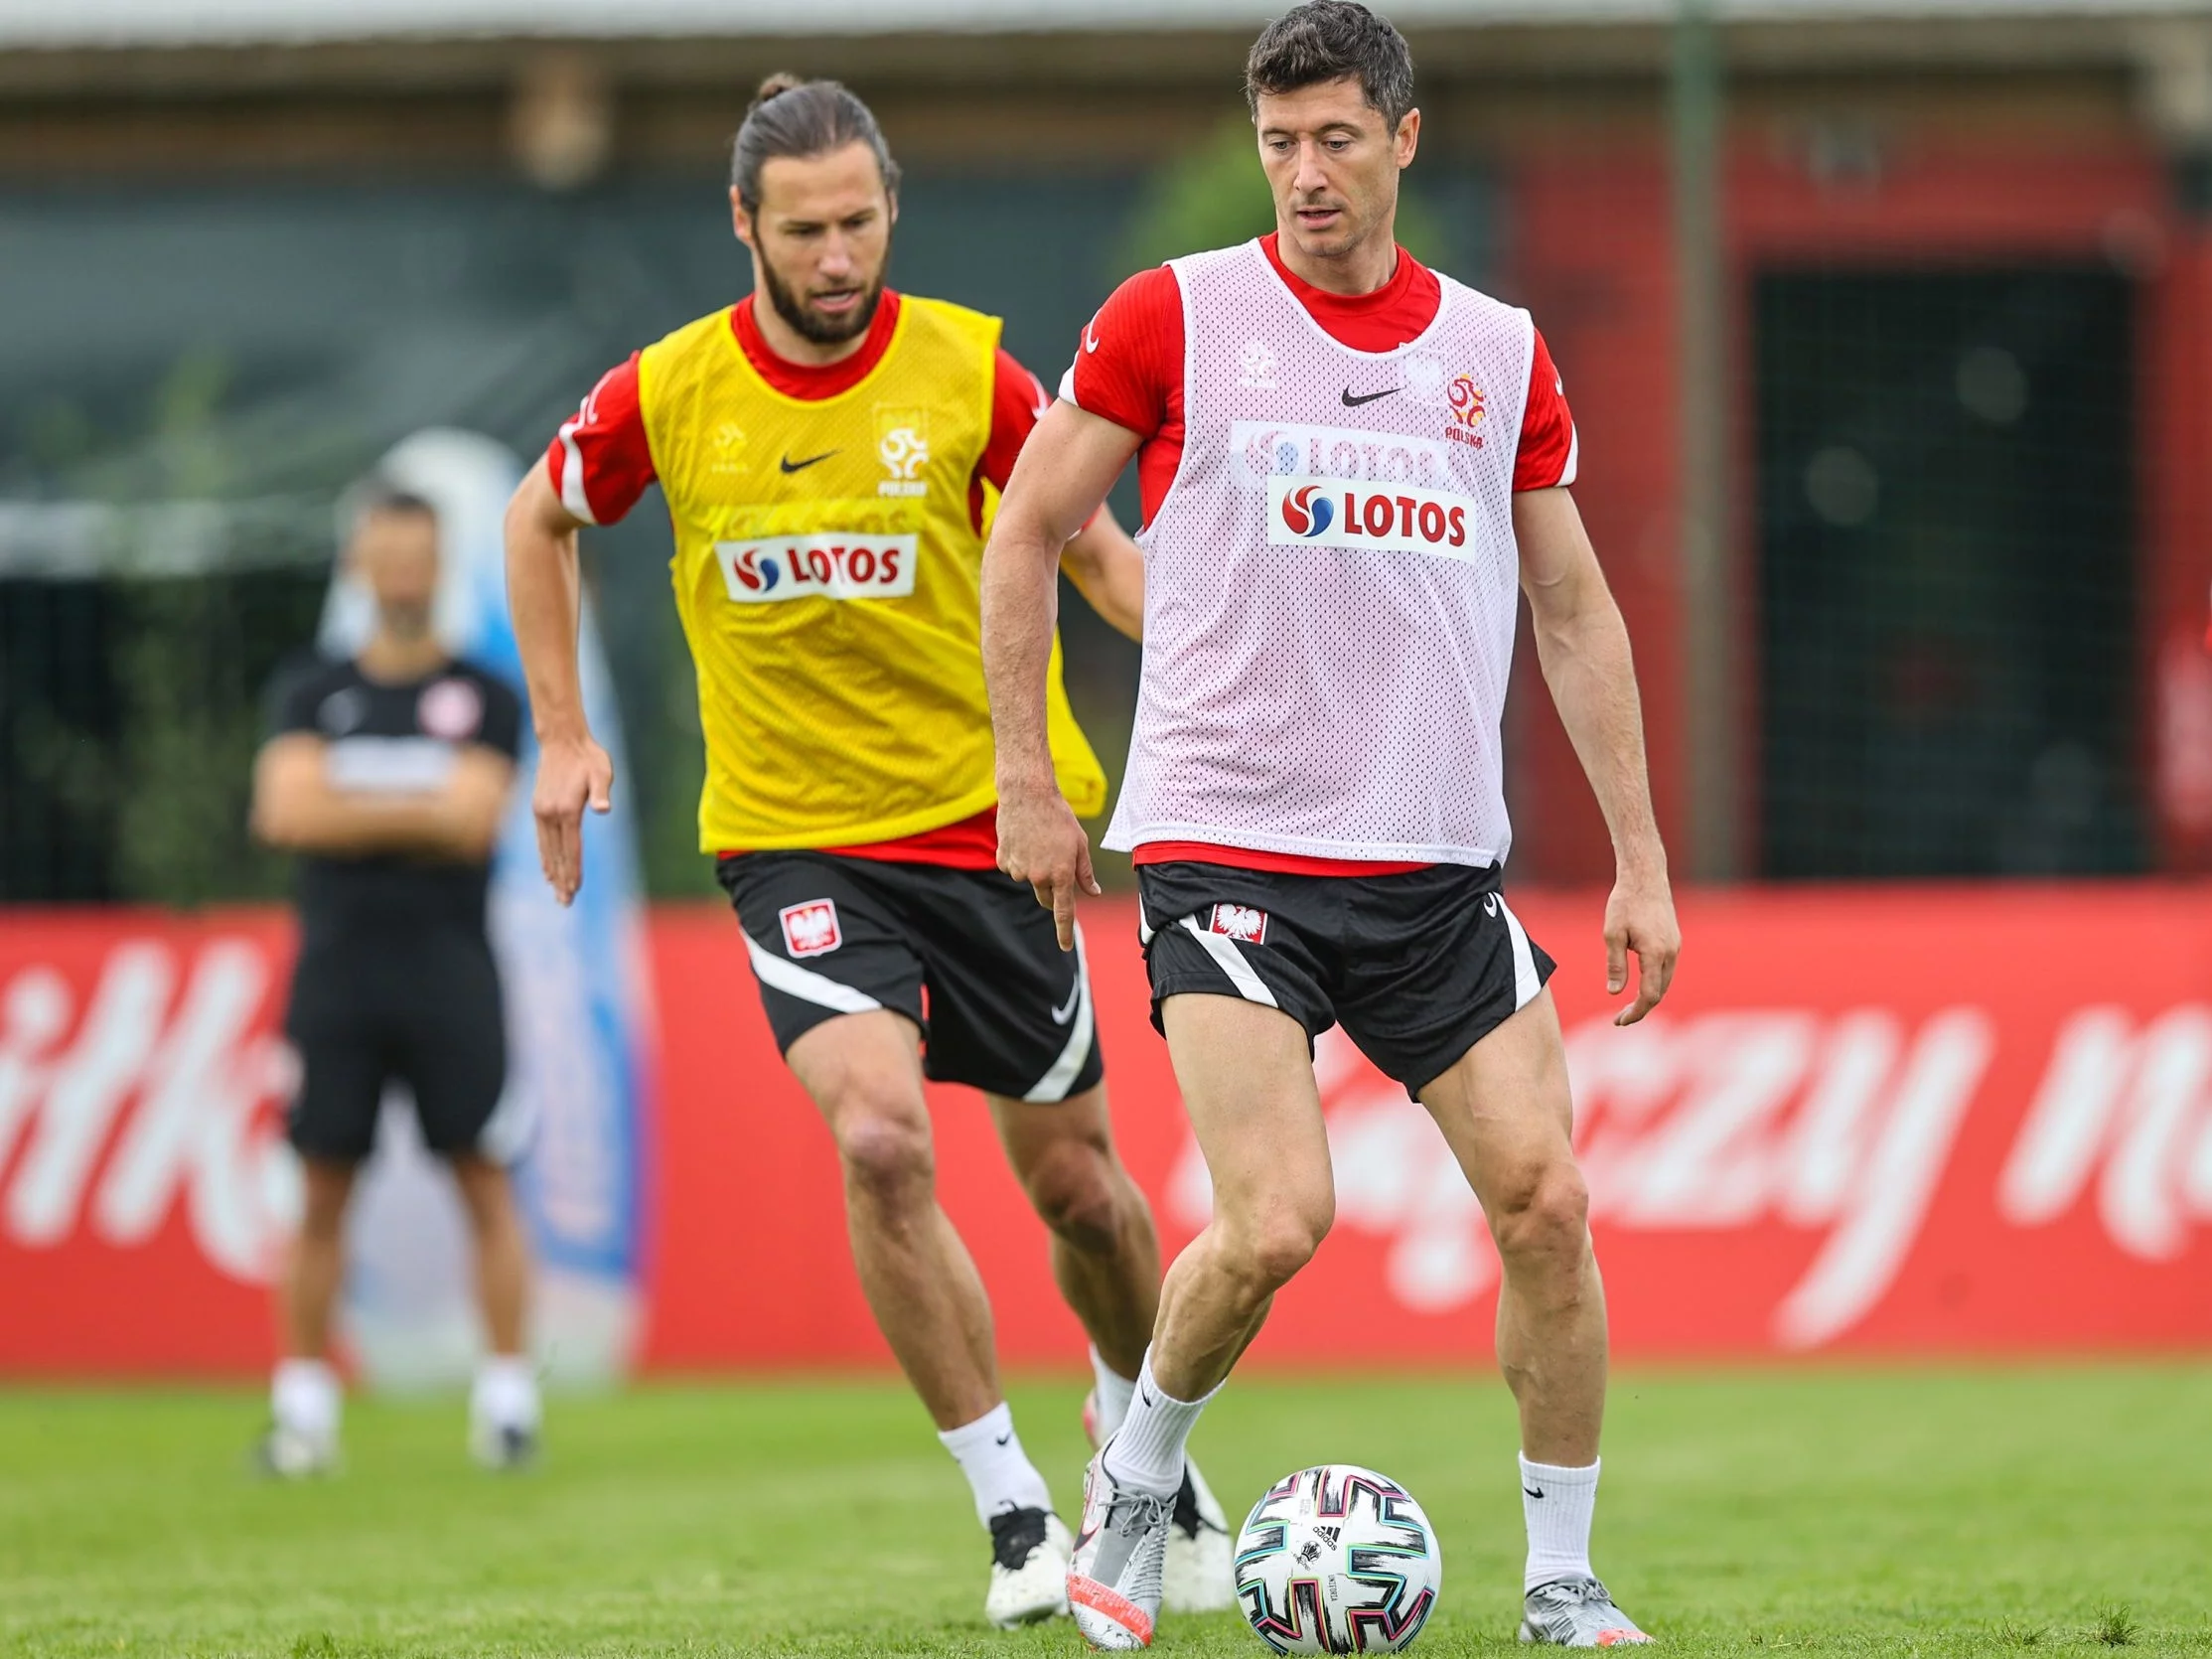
[1104,239,1537,867]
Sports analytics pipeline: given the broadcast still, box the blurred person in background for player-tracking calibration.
[985,2,1675,1647]
[505,75,1232,1629]
[250,485,538,1476]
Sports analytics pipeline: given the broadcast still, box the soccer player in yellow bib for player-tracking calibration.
[503,75,1230,1629]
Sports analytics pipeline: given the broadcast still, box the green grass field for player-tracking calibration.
[3,1365,2209,1657]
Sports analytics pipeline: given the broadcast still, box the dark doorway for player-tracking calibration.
[1755,267,2140,878]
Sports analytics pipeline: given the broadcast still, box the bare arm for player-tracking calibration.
[251,735,512,862]
[1057,505,1145,642]
[1515,486,1680,1024]
[504,455,614,906]
[981,399,1144,948]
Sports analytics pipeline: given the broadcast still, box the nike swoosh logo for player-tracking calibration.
[1524,1486,1546,1499]
[995,1433,1012,1446]
[780,451,837,473]
[1050,979,1082,1025]
[1341,386,1401,407]
[1085,328,1102,353]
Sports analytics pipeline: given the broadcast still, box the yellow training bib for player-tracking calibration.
[638,295,1106,852]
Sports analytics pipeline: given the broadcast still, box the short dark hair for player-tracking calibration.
[731,73,901,216]
[353,481,437,526]
[1245,2,1416,133]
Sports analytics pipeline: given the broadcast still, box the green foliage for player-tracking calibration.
[14,570,316,908]
[1119,115,1448,276]
[4,346,326,907]
[106,577,298,907]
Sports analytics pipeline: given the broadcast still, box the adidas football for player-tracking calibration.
[1233,1464,1441,1654]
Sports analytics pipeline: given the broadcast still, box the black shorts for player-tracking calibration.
[283,930,516,1164]
[717,851,1105,1103]
[1135,860,1555,1097]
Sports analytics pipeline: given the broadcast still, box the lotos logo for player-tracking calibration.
[1279,485,1334,539]
[1264,477,1478,562]
[1231,421,1453,491]
[715,534,919,604]
[730,548,784,594]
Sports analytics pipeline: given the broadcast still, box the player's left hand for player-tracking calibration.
[996,783,1101,952]
[532,731,615,908]
[1604,863,1680,1026]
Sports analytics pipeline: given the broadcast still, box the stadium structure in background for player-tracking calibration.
[4,0,2212,899]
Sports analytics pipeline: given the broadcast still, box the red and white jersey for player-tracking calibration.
[1090,238,1545,869]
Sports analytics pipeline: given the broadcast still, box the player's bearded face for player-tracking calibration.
[757,236,888,346]
[742,146,896,347]
[1255,78,1420,264]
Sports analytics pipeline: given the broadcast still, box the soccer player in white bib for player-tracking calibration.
[981,3,1680,1648]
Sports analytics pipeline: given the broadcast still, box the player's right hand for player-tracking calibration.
[996,783,1100,952]
[532,731,615,907]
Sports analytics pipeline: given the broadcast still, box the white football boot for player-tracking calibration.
[1084,1388,1232,1613]
[1519,1578,1653,1646]
[984,1506,1074,1628]
[253,1424,339,1479]
[1067,1444,1174,1650]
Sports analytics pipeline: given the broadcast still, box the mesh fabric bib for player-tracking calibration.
[1104,240,1537,867]
[640,296,1106,852]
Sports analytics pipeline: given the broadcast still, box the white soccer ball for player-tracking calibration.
[1233,1464,1441,1654]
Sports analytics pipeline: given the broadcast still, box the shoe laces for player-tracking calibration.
[1535,1576,1613,1607]
[1109,1485,1176,1539]
[989,1506,1052,1571]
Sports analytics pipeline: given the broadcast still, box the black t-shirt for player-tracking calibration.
[264,653,524,947]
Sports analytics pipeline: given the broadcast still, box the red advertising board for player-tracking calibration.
[4,888,2212,1375]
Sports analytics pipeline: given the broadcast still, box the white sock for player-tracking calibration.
[271,1358,341,1442]
[471,1354,541,1433]
[1520,1453,1600,1591]
[1103,1350,1217,1499]
[939,1402,1054,1528]
[1089,1346,1137,1441]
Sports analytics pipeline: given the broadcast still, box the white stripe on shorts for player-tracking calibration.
[1024,923,1095,1104]
[1494,893,1542,1011]
[744,934,882,1014]
[1177,914,1279,1008]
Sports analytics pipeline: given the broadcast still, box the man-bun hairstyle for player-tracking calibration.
[732,74,902,215]
[1245,1,1416,132]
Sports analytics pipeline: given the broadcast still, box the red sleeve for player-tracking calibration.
[976,349,1050,493]
[1514,329,1579,492]
[1062,266,1183,443]
[544,354,656,526]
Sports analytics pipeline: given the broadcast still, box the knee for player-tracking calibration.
[831,1097,935,1207]
[1488,1161,1590,1270]
[1225,1196,1334,1294]
[296,1170,353,1243]
[1021,1139,1127,1256]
